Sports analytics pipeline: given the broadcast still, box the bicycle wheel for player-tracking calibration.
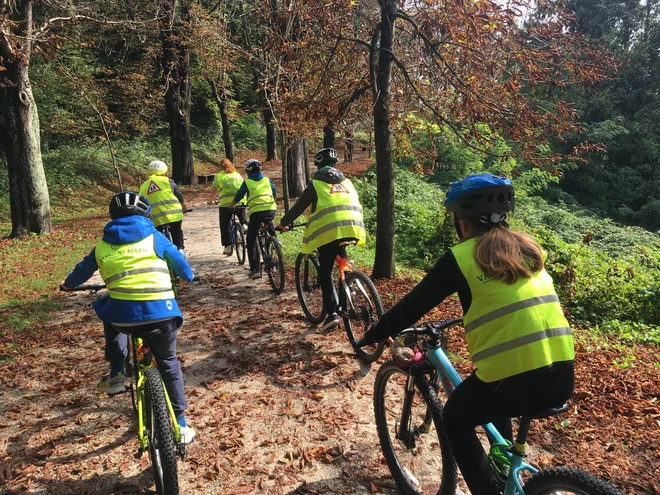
[341,270,385,363]
[265,236,285,294]
[144,367,179,495]
[295,252,326,324]
[374,360,457,495]
[523,467,623,495]
[233,223,246,265]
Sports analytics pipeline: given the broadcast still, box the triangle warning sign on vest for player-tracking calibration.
[329,183,348,194]
[147,180,162,195]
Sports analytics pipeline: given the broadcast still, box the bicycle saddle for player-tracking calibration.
[522,403,569,420]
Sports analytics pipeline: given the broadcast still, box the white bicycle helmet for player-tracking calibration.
[148,160,168,175]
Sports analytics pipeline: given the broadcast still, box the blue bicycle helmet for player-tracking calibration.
[445,174,514,221]
[109,191,151,220]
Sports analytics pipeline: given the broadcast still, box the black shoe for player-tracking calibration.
[321,313,340,331]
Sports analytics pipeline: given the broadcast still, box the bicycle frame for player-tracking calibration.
[424,346,537,495]
[132,337,182,451]
[331,254,376,318]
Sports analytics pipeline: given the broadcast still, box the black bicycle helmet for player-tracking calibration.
[314,148,338,167]
[109,191,151,220]
[244,159,262,173]
[445,174,514,222]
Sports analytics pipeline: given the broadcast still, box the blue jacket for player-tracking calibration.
[64,215,194,326]
[233,171,277,204]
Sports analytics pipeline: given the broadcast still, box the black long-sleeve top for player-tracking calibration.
[366,250,472,342]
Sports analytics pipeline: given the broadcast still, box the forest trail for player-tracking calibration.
[0,203,404,495]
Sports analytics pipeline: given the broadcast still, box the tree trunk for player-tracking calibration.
[209,79,234,162]
[372,0,397,279]
[323,124,335,148]
[263,104,277,161]
[160,0,194,185]
[280,131,290,212]
[344,129,354,163]
[286,138,309,198]
[0,0,52,237]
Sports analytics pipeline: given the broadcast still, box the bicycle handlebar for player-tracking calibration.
[396,318,464,337]
[61,275,201,292]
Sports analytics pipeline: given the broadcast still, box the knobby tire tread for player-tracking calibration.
[373,360,457,495]
[342,270,385,363]
[145,367,179,495]
[523,467,623,495]
[266,236,285,294]
[294,252,326,324]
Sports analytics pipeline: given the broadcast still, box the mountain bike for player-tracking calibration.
[63,284,186,495]
[255,216,285,294]
[229,205,247,265]
[283,224,385,363]
[371,319,623,495]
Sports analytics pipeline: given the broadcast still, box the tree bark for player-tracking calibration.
[372,0,397,279]
[0,0,52,237]
[286,138,309,198]
[209,79,234,161]
[263,102,277,161]
[280,131,290,212]
[323,124,335,148]
[160,0,194,185]
[344,129,354,163]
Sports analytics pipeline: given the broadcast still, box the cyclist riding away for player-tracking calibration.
[357,174,575,495]
[229,159,277,280]
[276,148,366,331]
[211,158,248,256]
[60,191,197,444]
[139,160,188,255]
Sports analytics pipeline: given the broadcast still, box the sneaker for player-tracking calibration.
[242,224,248,234]
[249,270,261,280]
[179,248,187,259]
[223,245,233,256]
[321,313,340,332]
[96,372,126,395]
[179,424,196,444]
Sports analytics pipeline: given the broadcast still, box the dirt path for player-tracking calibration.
[0,204,399,495]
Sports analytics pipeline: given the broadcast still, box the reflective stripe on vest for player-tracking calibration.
[219,172,246,207]
[451,237,574,382]
[301,179,366,254]
[139,175,184,227]
[246,177,276,214]
[95,234,175,301]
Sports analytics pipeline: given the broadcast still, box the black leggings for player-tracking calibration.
[317,240,348,314]
[157,221,184,250]
[247,210,276,271]
[443,362,575,495]
[218,207,248,247]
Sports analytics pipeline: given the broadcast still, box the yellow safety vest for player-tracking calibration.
[451,237,574,382]
[139,175,184,227]
[246,177,276,215]
[219,172,246,207]
[301,179,366,254]
[95,234,175,301]
[211,171,227,194]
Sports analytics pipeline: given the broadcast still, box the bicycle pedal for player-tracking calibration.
[177,444,187,458]
[134,449,144,459]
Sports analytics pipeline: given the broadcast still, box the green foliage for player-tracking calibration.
[232,113,266,153]
[354,164,456,271]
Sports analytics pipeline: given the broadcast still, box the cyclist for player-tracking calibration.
[211,158,248,255]
[357,174,575,495]
[229,159,277,279]
[139,160,188,255]
[276,148,366,331]
[60,191,196,444]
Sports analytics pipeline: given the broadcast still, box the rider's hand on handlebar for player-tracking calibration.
[275,223,288,232]
[59,283,72,292]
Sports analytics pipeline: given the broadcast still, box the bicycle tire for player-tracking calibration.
[233,223,246,265]
[265,236,285,294]
[144,367,179,495]
[341,270,385,363]
[374,360,457,495]
[523,467,623,495]
[294,252,326,324]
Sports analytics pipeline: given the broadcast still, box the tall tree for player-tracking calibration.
[0,0,52,237]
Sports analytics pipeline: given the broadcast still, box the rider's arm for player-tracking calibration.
[279,183,316,227]
[154,232,194,282]
[63,248,99,288]
[364,251,469,343]
[169,179,187,212]
[269,179,277,199]
[232,181,248,205]
[211,174,221,191]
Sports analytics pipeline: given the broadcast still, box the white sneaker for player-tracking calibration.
[179,248,187,258]
[223,245,233,256]
[242,224,248,234]
[179,425,196,444]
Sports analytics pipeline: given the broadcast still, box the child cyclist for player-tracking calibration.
[357,174,575,495]
[60,191,196,443]
[276,148,366,331]
[211,158,248,255]
[229,159,277,279]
